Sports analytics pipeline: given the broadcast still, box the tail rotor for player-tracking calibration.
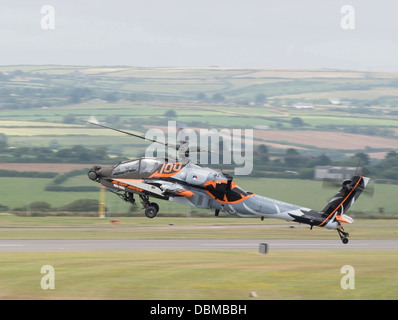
[321,174,372,244]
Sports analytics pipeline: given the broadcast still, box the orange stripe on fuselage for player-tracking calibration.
[174,190,195,198]
[318,177,362,227]
[149,171,179,178]
[112,179,144,192]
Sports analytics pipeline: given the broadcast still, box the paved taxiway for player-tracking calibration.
[0,239,397,251]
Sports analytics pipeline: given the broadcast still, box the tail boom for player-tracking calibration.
[318,175,370,228]
[287,176,369,233]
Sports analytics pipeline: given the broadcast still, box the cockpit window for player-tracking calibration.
[140,159,162,174]
[112,160,139,175]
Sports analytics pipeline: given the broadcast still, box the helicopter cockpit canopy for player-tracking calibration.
[112,158,163,176]
[140,158,163,174]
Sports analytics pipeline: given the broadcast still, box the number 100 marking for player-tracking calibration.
[159,162,182,174]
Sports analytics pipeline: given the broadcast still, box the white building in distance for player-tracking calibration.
[314,166,362,180]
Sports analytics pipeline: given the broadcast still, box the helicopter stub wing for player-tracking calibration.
[110,178,195,198]
[110,178,164,196]
[159,182,195,198]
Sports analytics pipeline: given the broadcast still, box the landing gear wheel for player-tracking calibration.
[139,195,159,218]
[145,206,157,219]
[337,226,350,244]
[150,202,159,214]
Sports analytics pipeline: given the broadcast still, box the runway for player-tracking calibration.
[0,239,397,251]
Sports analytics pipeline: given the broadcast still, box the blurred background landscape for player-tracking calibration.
[1,66,397,217]
[1,1,398,216]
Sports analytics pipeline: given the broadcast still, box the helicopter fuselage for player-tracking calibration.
[88,158,346,232]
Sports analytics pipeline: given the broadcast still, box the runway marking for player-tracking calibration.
[201,243,255,246]
[0,240,395,251]
[268,243,368,246]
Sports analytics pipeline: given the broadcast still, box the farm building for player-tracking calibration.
[314,166,362,180]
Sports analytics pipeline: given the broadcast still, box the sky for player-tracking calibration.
[1,0,398,71]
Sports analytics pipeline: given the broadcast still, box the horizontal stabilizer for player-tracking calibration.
[335,214,354,224]
[288,210,324,226]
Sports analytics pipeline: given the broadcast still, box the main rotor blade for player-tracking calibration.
[89,119,152,142]
[57,114,209,156]
[56,113,173,147]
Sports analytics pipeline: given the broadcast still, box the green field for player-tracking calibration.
[1,176,396,216]
[1,249,397,300]
[0,216,397,240]
[0,216,397,300]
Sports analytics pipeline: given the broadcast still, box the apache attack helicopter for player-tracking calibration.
[81,117,371,244]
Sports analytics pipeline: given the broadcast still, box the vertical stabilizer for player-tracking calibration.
[319,176,370,227]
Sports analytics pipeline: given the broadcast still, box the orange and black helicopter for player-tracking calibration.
[72,117,371,244]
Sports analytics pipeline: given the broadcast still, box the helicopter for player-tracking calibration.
[79,117,371,244]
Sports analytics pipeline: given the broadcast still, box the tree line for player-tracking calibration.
[0,141,122,164]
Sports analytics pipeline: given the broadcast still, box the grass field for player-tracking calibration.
[0,216,397,240]
[1,249,397,300]
[1,176,396,215]
[0,216,397,300]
